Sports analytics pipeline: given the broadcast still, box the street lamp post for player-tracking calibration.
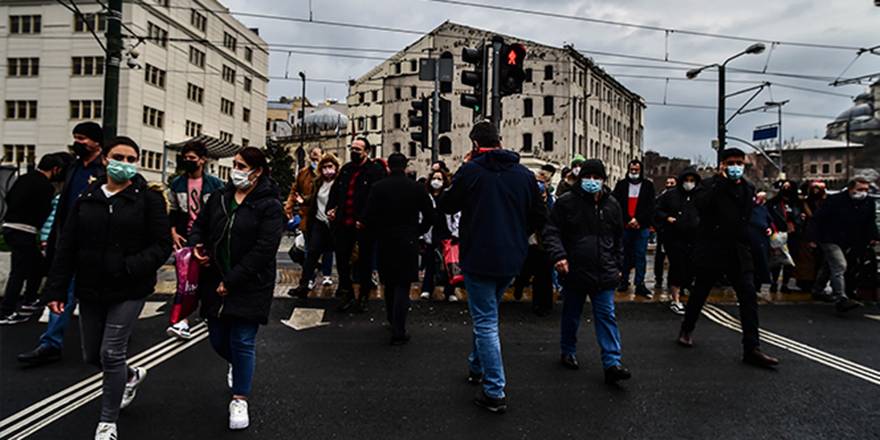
[686,43,766,165]
[764,100,789,178]
[299,71,306,170]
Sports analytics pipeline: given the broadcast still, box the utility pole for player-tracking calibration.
[432,55,440,164]
[764,100,788,178]
[717,65,725,165]
[101,0,123,140]
[490,36,503,127]
[299,71,306,169]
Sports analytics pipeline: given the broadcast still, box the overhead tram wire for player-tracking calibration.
[645,101,835,119]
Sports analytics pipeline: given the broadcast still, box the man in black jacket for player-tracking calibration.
[677,148,779,367]
[439,121,547,414]
[359,153,435,345]
[807,177,880,312]
[544,159,632,384]
[19,122,107,365]
[327,137,385,312]
[612,159,655,297]
[0,155,64,324]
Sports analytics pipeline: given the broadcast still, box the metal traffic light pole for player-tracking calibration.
[432,56,440,164]
[490,36,503,127]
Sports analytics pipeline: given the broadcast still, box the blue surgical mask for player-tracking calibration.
[537,182,546,193]
[726,165,744,181]
[310,161,317,169]
[628,173,640,180]
[581,178,602,194]
[107,159,137,183]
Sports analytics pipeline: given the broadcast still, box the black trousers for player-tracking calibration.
[335,226,375,298]
[655,234,667,284]
[514,249,553,312]
[299,221,333,289]
[385,284,411,338]
[1,228,43,316]
[681,266,760,351]
[665,240,694,289]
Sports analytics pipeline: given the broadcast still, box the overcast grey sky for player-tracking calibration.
[220,0,880,160]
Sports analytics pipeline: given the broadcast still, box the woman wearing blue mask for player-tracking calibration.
[43,136,173,440]
[543,159,631,384]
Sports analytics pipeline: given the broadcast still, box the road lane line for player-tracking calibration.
[0,324,207,439]
[701,305,880,385]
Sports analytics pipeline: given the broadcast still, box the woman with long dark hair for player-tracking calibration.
[189,147,284,431]
[419,169,460,302]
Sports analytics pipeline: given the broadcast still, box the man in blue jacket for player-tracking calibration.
[439,121,547,414]
[807,176,879,312]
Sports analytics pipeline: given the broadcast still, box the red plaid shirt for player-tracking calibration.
[340,164,363,228]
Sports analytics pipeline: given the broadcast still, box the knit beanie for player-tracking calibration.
[73,121,104,146]
[578,159,607,180]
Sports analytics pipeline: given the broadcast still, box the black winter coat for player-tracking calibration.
[327,159,386,231]
[767,196,805,234]
[188,178,284,325]
[806,191,879,250]
[360,170,435,285]
[44,175,172,305]
[612,178,655,230]
[653,187,702,247]
[46,156,106,266]
[693,175,756,272]
[543,185,624,291]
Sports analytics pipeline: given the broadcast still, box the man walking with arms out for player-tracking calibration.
[440,121,547,414]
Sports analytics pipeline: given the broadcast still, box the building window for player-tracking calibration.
[243,77,252,93]
[10,16,41,34]
[220,131,233,143]
[544,65,553,80]
[242,138,249,147]
[190,9,206,32]
[142,106,164,128]
[7,58,39,77]
[5,101,37,120]
[358,93,364,104]
[357,118,364,131]
[822,163,830,174]
[222,65,236,84]
[144,64,166,88]
[395,88,401,100]
[834,162,842,174]
[140,150,163,171]
[393,142,401,153]
[543,132,554,152]
[217,166,231,180]
[147,22,168,47]
[74,14,106,32]
[543,96,554,116]
[371,90,378,102]
[243,108,250,123]
[185,120,202,137]
[244,47,253,63]
[69,100,102,119]
[394,63,401,74]
[187,83,204,103]
[410,86,417,98]
[410,59,417,72]
[436,137,450,155]
[370,116,378,130]
[810,164,818,174]
[221,98,234,116]
[523,99,533,117]
[189,46,205,68]
[2,145,35,164]
[393,113,401,129]
[522,133,532,153]
[71,56,103,76]
[223,32,237,53]
[408,142,416,157]
[525,68,533,82]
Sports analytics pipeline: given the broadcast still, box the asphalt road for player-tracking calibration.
[2,296,879,440]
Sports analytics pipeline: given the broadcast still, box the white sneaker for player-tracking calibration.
[669,301,686,316]
[120,367,147,409]
[322,276,333,286]
[229,399,249,430]
[448,294,459,303]
[95,422,117,440]
[166,321,192,340]
[227,364,233,389]
[308,279,316,290]
[420,291,430,300]
[371,271,380,287]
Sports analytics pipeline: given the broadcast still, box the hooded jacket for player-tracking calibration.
[653,168,702,245]
[543,183,624,290]
[439,149,547,278]
[44,175,172,305]
[188,177,284,324]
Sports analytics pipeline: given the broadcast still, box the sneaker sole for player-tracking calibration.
[0,319,29,325]
[121,368,147,409]
[229,420,249,430]
[166,327,193,340]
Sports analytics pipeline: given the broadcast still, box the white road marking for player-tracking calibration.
[701,304,880,386]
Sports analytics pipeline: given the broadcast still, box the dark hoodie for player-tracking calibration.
[439,149,547,278]
[653,167,702,245]
[188,177,284,324]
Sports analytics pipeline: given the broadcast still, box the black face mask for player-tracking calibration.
[71,142,91,158]
[179,160,200,174]
[350,151,363,164]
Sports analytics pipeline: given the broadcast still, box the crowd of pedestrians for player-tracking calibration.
[0,120,878,437]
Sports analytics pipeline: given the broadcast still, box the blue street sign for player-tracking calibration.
[753,126,778,141]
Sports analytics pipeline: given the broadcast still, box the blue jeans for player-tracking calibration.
[463,272,512,399]
[560,287,622,370]
[207,318,259,396]
[622,228,650,285]
[40,276,76,350]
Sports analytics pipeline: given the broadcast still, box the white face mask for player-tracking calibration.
[852,191,868,201]
[430,179,443,190]
[571,167,581,178]
[231,169,255,190]
[682,182,696,192]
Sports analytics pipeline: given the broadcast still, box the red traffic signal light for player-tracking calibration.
[499,44,526,97]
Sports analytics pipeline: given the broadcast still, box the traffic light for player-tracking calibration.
[409,97,429,149]
[438,96,451,134]
[498,43,526,97]
[460,45,488,122]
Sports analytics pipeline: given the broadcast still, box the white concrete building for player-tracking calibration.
[1,0,269,183]
[347,22,645,182]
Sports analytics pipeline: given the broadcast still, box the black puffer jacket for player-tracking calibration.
[543,184,624,290]
[188,178,284,325]
[45,175,172,305]
[653,168,702,245]
[693,174,756,271]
